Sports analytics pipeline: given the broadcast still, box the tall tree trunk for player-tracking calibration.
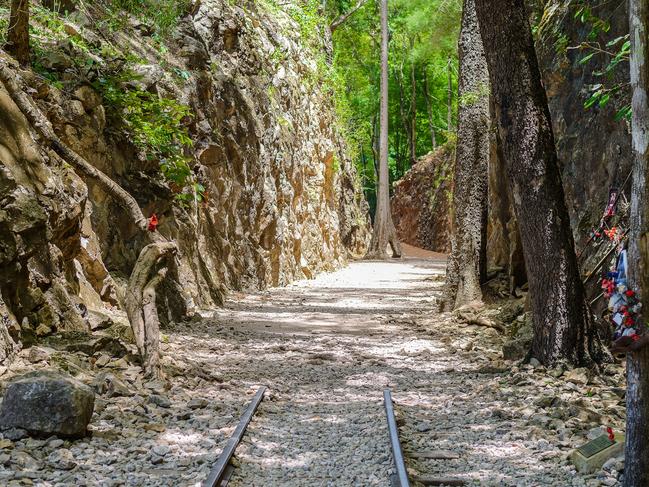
[423,70,437,150]
[6,0,30,66]
[474,0,608,366]
[447,56,453,134]
[366,0,401,259]
[624,1,649,484]
[443,0,489,310]
[371,112,380,182]
[397,60,408,178]
[0,59,175,378]
[409,39,417,166]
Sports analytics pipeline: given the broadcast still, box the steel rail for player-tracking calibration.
[204,386,267,487]
[384,389,410,487]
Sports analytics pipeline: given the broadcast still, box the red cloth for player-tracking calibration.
[148,214,159,232]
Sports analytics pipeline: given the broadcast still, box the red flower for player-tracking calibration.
[626,290,636,297]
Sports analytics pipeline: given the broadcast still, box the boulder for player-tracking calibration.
[0,371,94,438]
[502,337,531,361]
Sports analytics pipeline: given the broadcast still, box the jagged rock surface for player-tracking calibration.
[391,145,453,253]
[0,1,370,352]
[537,1,631,236]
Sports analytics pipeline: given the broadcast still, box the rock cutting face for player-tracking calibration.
[0,0,371,344]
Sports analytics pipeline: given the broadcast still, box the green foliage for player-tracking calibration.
[329,0,461,193]
[0,5,8,45]
[554,33,569,55]
[93,71,199,200]
[0,0,199,203]
[571,2,631,121]
[108,0,191,38]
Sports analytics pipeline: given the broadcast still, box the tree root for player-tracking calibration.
[126,243,176,378]
[0,56,175,377]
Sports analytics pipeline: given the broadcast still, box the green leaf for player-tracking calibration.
[614,105,632,121]
[606,35,627,47]
[584,91,601,109]
[579,52,595,65]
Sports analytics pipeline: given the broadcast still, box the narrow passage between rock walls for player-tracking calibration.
[8,245,623,487]
[171,244,615,487]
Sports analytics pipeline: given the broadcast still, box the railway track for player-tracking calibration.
[203,386,267,487]
[204,387,464,487]
[384,389,465,487]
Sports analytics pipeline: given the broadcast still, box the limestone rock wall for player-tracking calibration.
[536,0,631,238]
[0,80,91,347]
[0,0,370,347]
[391,146,453,253]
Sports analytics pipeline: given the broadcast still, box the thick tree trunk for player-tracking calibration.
[6,0,30,66]
[366,0,401,259]
[474,0,608,366]
[0,59,173,377]
[423,70,436,150]
[443,0,489,310]
[624,1,649,484]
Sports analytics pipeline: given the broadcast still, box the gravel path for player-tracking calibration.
[1,249,625,486]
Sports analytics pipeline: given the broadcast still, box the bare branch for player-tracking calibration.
[330,0,367,33]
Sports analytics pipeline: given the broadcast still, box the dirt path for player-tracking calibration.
[211,254,445,486]
[3,251,624,486]
[164,250,611,487]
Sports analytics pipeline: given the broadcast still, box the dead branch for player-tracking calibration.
[126,243,175,378]
[330,0,367,33]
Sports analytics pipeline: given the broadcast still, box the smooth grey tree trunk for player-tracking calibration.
[474,0,608,366]
[443,0,490,310]
[625,1,649,484]
[366,0,401,259]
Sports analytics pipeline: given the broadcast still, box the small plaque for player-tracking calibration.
[577,435,616,459]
